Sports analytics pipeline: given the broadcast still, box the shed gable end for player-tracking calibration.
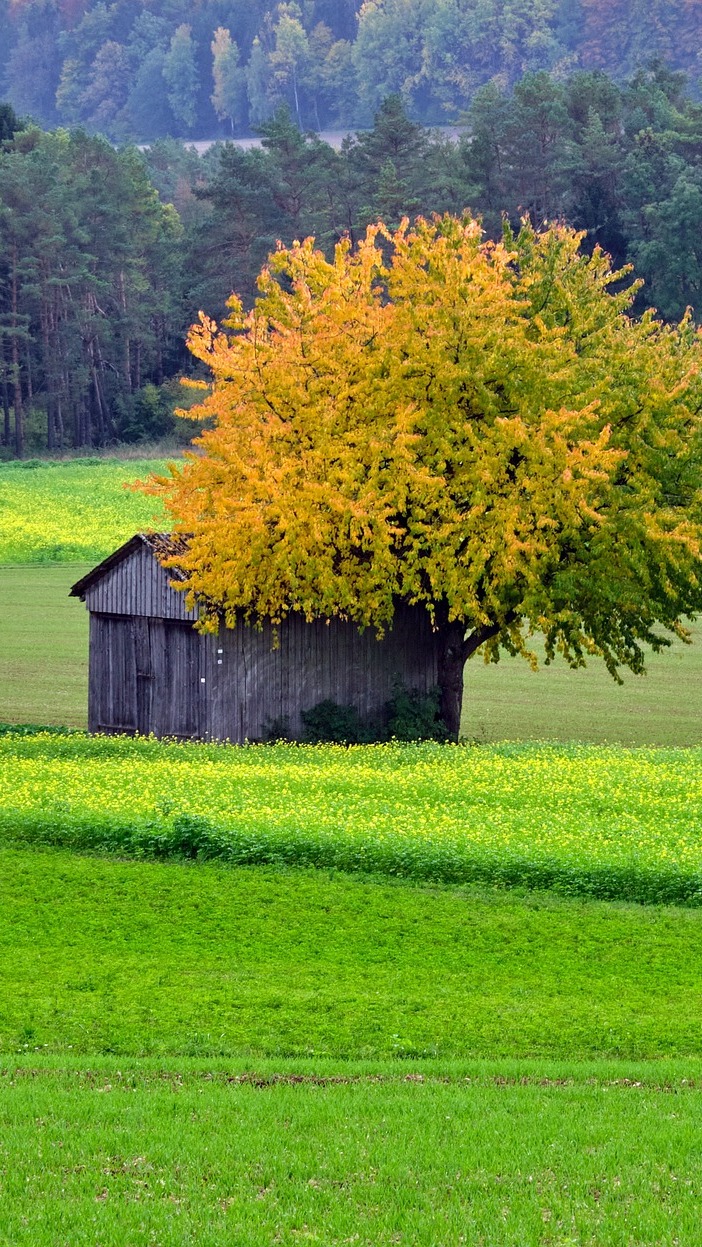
[80,540,197,621]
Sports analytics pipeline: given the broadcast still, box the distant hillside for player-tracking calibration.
[1,0,701,141]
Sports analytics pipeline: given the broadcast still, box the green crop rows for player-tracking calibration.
[2,731,701,906]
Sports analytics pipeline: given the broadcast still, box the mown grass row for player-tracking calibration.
[3,732,701,907]
[4,844,702,1060]
[2,1056,702,1246]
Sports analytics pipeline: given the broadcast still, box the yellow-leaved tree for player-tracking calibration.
[143,214,702,740]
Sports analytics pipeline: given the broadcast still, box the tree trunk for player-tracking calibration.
[436,614,514,742]
[1,337,10,446]
[55,394,64,450]
[41,304,53,451]
[11,250,23,459]
[292,69,301,129]
[25,343,33,402]
[436,619,468,743]
[119,270,131,388]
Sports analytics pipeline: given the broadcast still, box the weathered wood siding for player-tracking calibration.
[203,606,440,741]
[89,614,204,738]
[146,620,204,738]
[82,539,440,743]
[82,541,196,621]
[89,614,138,733]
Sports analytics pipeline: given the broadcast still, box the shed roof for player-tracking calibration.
[69,532,191,600]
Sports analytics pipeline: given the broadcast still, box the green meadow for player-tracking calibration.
[1,849,702,1243]
[0,458,167,564]
[4,1052,702,1246]
[3,849,702,1060]
[2,457,702,1243]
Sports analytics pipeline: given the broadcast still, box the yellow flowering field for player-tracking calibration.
[0,459,167,563]
[2,733,701,905]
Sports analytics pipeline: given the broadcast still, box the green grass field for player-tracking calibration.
[3,1054,702,1245]
[2,563,702,745]
[3,457,702,1242]
[0,456,165,724]
[1,849,702,1243]
[3,848,702,1059]
[463,624,702,747]
[0,566,89,727]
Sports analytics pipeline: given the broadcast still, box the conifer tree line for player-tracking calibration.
[0,106,184,456]
[2,61,702,455]
[1,0,702,140]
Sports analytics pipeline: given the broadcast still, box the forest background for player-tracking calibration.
[3,0,702,138]
[3,0,702,454]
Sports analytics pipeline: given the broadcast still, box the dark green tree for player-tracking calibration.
[0,102,23,142]
[0,128,187,453]
[163,23,200,135]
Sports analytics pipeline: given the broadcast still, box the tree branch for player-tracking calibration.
[463,611,517,661]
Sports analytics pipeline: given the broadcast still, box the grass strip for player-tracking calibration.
[0,1055,701,1246]
[3,805,702,907]
[3,847,702,1060]
[7,1053,702,1087]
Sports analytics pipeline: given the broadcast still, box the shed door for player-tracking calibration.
[89,615,204,739]
[146,619,204,740]
[89,614,138,733]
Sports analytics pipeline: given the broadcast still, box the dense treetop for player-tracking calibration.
[2,0,702,139]
[144,215,702,738]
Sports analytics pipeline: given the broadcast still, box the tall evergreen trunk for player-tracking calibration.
[119,271,131,387]
[1,338,10,446]
[155,318,163,385]
[11,249,23,458]
[55,394,64,449]
[41,304,53,451]
[46,399,55,451]
[292,68,301,129]
[25,343,33,402]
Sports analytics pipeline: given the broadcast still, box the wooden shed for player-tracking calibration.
[70,533,441,742]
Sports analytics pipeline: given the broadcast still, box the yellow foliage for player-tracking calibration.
[142,214,702,711]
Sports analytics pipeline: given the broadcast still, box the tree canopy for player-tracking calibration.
[145,215,702,739]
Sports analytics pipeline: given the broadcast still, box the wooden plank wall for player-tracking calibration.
[204,606,441,742]
[83,542,196,621]
[89,614,138,733]
[84,544,441,743]
[90,614,205,739]
[148,620,204,738]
